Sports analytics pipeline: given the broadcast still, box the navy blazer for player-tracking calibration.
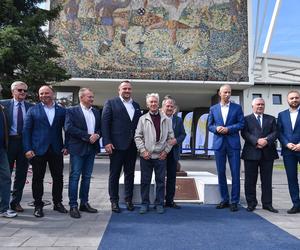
[65,105,101,156]
[241,113,278,161]
[277,109,300,156]
[208,102,244,150]
[171,115,186,161]
[23,103,66,156]
[101,97,142,150]
[0,99,34,131]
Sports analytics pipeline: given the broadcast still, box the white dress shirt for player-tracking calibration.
[42,102,55,126]
[119,96,135,121]
[80,104,95,134]
[220,102,230,125]
[254,113,263,128]
[290,108,299,130]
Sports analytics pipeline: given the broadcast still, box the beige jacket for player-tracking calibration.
[134,111,174,159]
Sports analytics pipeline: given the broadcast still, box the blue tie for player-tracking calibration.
[17,102,23,135]
[257,115,262,128]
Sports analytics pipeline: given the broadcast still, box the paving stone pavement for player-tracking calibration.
[0,157,299,249]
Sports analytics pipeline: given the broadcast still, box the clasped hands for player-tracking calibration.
[216,126,229,134]
[256,138,268,149]
[142,150,167,160]
[287,143,300,151]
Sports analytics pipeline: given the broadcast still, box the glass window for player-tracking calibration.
[252,93,262,99]
[272,94,282,105]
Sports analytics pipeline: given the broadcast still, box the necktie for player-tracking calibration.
[257,115,262,128]
[17,102,23,135]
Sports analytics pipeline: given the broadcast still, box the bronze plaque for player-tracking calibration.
[174,178,199,200]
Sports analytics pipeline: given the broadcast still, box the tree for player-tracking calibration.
[0,0,70,99]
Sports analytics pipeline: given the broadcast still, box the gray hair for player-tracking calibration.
[11,81,27,91]
[146,93,159,105]
[162,97,176,107]
[78,88,93,98]
[252,97,265,106]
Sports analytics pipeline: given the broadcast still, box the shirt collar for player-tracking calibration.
[13,99,24,106]
[80,103,92,111]
[41,101,55,108]
[254,113,263,118]
[289,107,300,113]
[220,102,230,108]
[119,96,133,104]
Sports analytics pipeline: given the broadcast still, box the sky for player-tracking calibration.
[40,0,300,58]
[253,0,300,58]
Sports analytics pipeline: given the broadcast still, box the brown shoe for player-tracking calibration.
[11,203,24,212]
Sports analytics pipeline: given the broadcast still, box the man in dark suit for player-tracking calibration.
[102,80,142,213]
[161,97,186,208]
[278,90,300,214]
[0,81,33,212]
[23,85,68,217]
[241,98,279,213]
[65,88,101,219]
[208,84,244,212]
[0,104,17,218]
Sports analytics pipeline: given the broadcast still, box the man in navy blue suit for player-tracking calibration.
[102,81,142,213]
[278,90,300,214]
[161,96,186,208]
[208,84,244,212]
[23,85,68,217]
[0,81,33,212]
[65,88,101,219]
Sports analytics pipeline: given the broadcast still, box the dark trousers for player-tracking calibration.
[140,158,166,206]
[244,159,274,207]
[109,141,137,203]
[166,150,177,203]
[31,147,64,207]
[214,141,241,204]
[283,154,300,207]
[7,136,29,206]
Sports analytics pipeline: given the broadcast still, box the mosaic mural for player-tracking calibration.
[50,0,248,81]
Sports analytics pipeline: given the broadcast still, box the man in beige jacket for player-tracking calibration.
[135,93,174,214]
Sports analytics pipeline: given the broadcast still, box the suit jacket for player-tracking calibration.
[277,109,300,156]
[23,102,66,156]
[0,99,33,132]
[65,105,101,156]
[171,115,186,161]
[101,97,142,150]
[241,113,278,160]
[208,102,244,150]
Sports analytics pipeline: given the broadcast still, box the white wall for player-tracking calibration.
[243,85,300,117]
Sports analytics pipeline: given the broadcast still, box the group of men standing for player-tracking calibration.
[0,80,186,218]
[208,84,300,214]
[1,81,300,218]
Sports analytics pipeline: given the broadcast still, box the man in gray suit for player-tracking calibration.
[241,98,279,213]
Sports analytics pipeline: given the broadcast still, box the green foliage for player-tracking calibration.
[0,0,70,99]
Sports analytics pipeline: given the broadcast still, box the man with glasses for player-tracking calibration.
[0,81,33,212]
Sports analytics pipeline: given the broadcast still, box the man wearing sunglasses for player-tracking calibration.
[0,81,33,213]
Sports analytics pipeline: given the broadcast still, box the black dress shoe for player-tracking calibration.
[11,203,24,212]
[126,201,135,211]
[54,202,68,213]
[70,207,81,218]
[230,203,239,212]
[111,202,121,213]
[287,206,300,214]
[262,205,278,213]
[246,206,255,212]
[216,202,229,209]
[79,203,98,213]
[34,207,44,218]
[165,202,181,209]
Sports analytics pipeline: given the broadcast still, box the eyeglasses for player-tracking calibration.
[16,89,28,93]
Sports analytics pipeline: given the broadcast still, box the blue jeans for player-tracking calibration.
[140,158,166,206]
[0,148,11,212]
[283,154,300,207]
[69,153,95,208]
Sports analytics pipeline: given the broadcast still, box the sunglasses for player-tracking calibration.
[16,89,28,93]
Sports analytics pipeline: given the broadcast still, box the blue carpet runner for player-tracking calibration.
[99,205,300,250]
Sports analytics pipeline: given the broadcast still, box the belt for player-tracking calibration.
[9,135,22,139]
